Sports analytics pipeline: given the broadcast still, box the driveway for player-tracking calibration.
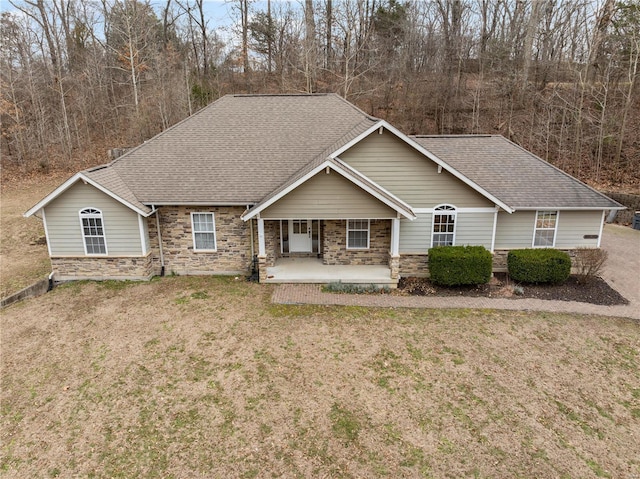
[600,224,640,308]
[273,224,640,320]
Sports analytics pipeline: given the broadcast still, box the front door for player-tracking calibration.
[289,219,312,252]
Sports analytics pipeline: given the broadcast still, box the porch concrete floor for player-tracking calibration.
[265,258,396,286]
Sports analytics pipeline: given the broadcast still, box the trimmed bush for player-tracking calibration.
[507,249,571,284]
[428,245,492,286]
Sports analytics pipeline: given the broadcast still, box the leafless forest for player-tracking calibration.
[1,0,638,191]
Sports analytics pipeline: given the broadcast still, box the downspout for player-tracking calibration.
[597,210,606,248]
[490,206,499,253]
[154,206,165,276]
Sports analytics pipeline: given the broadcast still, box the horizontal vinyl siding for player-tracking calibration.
[455,212,494,249]
[555,211,602,248]
[400,211,494,252]
[400,214,431,253]
[45,182,142,256]
[340,131,493,208]
[261,170,397,219]
[494,211,536,249]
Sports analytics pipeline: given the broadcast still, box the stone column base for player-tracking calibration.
[258,256,268,283]
[389,255,400,280]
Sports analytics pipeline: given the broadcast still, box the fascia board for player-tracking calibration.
[330,119,515,214]
[514,206,626,211]
[242,160,416,221]
[330,159,416,218]
[24,173,151,218]
[328,161,416,220]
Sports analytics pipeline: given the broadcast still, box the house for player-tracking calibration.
[25,94,624,286]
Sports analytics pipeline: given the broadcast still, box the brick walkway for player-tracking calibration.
[272,225,640,320]
[272,284,638,319]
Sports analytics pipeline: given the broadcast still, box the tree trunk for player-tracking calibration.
[587,0,616,83]
[304,0,317,92]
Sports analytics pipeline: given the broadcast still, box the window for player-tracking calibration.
[191,212,217,251]
[533,210,558,247]
[432,205,456,247]
[79,208,107,255]
[347,219,369,249]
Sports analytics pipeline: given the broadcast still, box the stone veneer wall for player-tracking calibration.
[400,249,584,277]
[399,254,430,277]
[322,219,390,265]
[263,220,280,267]
[51,254,154,280]
[150,206,252,275]
[493,249,582,272]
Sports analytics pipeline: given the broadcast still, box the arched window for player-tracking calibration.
[431,205,456,247]
[79,208,107,255]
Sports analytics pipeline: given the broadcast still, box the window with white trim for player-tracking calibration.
[533,210,558,247]
[431,205,456,246]
[191,212,217,251]
[347,219,370,249]
[79,208,107,255]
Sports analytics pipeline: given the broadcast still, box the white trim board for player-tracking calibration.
[242,160,416,221]
[413,207,498,214]
[24,172,152,218]
[330,120,514,214]
[138,214,148,255]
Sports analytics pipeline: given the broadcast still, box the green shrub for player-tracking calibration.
[428,245,492,286]
[507,249,571,284]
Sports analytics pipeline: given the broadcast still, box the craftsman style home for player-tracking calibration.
[25,94,623,286]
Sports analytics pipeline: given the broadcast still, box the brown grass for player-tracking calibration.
[2,276,639,478]
[1,175,639,478]
[0,174,67,297]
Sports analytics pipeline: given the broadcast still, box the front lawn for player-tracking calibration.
[2,276,639,478]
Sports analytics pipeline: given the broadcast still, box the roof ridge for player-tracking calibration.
[232,93,330,97]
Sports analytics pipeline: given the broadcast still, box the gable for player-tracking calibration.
[260,168,397,219]
[45,182,142,256]
[338,130,493,208]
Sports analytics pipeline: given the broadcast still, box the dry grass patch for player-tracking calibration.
[2,276,639,478]
[0,176,66,297]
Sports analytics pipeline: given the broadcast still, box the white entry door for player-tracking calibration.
[289,219,312,252]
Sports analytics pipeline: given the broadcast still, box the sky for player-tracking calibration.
[0,0,283,23]
[0,0,289,49]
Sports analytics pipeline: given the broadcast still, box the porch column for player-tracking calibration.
[391,218,400,256]
[390,218,400,280]
[257,218,266,257]
[257,218,267,282]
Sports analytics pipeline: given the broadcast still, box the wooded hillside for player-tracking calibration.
[1,0,638,191]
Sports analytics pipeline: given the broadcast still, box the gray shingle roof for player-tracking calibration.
[83,165,151,214]
[110,94,377,204]
[411,135,623,210]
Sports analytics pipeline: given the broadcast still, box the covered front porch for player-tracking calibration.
[241,159,415,285]
[264,257,397,287]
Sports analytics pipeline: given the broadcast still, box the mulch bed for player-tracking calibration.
[396,273,629,306]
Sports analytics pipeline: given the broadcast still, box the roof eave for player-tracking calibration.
[241,159,416,221]
[24,172,152,218]
[513,206,626,211]
[332,120,515,214]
